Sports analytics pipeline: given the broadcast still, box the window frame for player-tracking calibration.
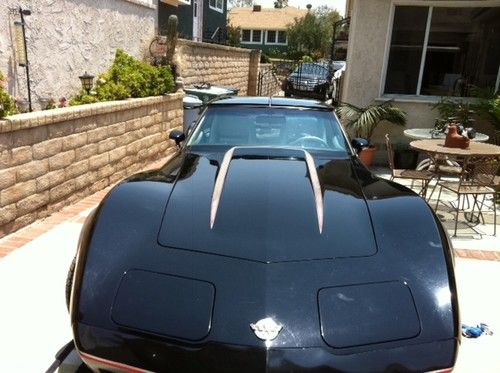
[209,0,224,14]
[380,1,500,99]
[265,30,288,45]
[241,29,263,44]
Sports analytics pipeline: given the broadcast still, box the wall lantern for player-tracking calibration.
[13,22,27,66]
[12,8,32,111]
[79,72,94,93]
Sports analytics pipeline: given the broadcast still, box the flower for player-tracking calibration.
[59,97,67,108]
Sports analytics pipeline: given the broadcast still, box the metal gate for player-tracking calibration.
[257,65,283,96]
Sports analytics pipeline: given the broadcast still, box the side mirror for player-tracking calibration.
[169,130,186,146]
[351,138,369,153]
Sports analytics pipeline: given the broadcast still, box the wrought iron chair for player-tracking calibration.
[385,134,434,198]
[434,156,499,236]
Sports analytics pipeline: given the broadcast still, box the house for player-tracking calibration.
[228,5,307,54]
[159,0,228,43]
[342,0,500,160]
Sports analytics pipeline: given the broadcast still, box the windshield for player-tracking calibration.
[292,63,329,78]
[187,106,349,153]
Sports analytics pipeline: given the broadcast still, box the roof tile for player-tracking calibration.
[228,6,308,30]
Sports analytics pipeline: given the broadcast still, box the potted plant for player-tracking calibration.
[431,97,477,136]
[337,100,407,167]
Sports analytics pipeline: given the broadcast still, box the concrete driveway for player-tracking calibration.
[0,180,499,372]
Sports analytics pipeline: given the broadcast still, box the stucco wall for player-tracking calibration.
[0,93,183,238]
[177,38,258,95]
[342,0,499,164]
[0,0,157,110]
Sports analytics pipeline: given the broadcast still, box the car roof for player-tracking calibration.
[209,96,333,110]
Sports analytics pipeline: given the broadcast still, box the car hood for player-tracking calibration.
[158,151,376,263]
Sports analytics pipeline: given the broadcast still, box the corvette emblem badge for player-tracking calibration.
[250,317,282,341]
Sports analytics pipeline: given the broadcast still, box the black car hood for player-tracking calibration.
[158,152,376,263]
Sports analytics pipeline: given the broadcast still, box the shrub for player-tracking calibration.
[0,71,17,118]
[71,49,175,106]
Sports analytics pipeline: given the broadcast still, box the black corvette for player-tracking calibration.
[66,97,459,372]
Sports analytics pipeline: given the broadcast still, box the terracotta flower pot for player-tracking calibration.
[358,146,376,167]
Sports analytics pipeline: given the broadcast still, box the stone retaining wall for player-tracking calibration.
[177,39,260,95]
[0,93,183,237]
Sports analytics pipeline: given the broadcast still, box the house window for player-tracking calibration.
[265,30,287,45]
[242,30,251,42]
[384,6,500,97]
[241,29,262,44]
[277,31,287,44]
[267,30,277,44]
[209,0,223,13]
[252,30,262,43]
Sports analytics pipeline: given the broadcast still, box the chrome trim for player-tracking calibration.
[303,150,324,234]
[210,146,324,233]
[210,146,236,229]
[79,351,152,373]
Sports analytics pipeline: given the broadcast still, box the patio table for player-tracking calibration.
[404,128,489,142]
[409,139,500,158]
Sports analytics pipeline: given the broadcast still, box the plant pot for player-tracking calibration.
[394,149,419,169]
[358,146,376,167]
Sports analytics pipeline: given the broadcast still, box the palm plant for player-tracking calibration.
[337,101,407,143]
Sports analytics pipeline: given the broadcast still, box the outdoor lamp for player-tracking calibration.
[79,72,94,93]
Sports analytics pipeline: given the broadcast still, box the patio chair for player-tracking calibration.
[434,157,499,236]
[385,134,434,198]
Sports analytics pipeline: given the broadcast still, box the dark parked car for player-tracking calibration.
[65,97,459,372]
[282,62,337,100]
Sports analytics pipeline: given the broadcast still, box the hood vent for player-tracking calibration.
[210,147,323,233]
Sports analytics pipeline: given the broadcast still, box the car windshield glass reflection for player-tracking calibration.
[293,63,328,78]
[187,107,349,152]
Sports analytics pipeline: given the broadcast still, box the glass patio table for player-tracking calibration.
[404,128,489,142]
[406,129,490,170]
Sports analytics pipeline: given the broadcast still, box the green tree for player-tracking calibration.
[274,0,288,8]
[228,0,254,7]
[287,6,341,58]
[227,24,242,47]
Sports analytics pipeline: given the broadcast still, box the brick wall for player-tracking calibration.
[0,93,183,237]
[177,39,260,95]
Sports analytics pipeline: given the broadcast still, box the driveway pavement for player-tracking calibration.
[0,166,498,372]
